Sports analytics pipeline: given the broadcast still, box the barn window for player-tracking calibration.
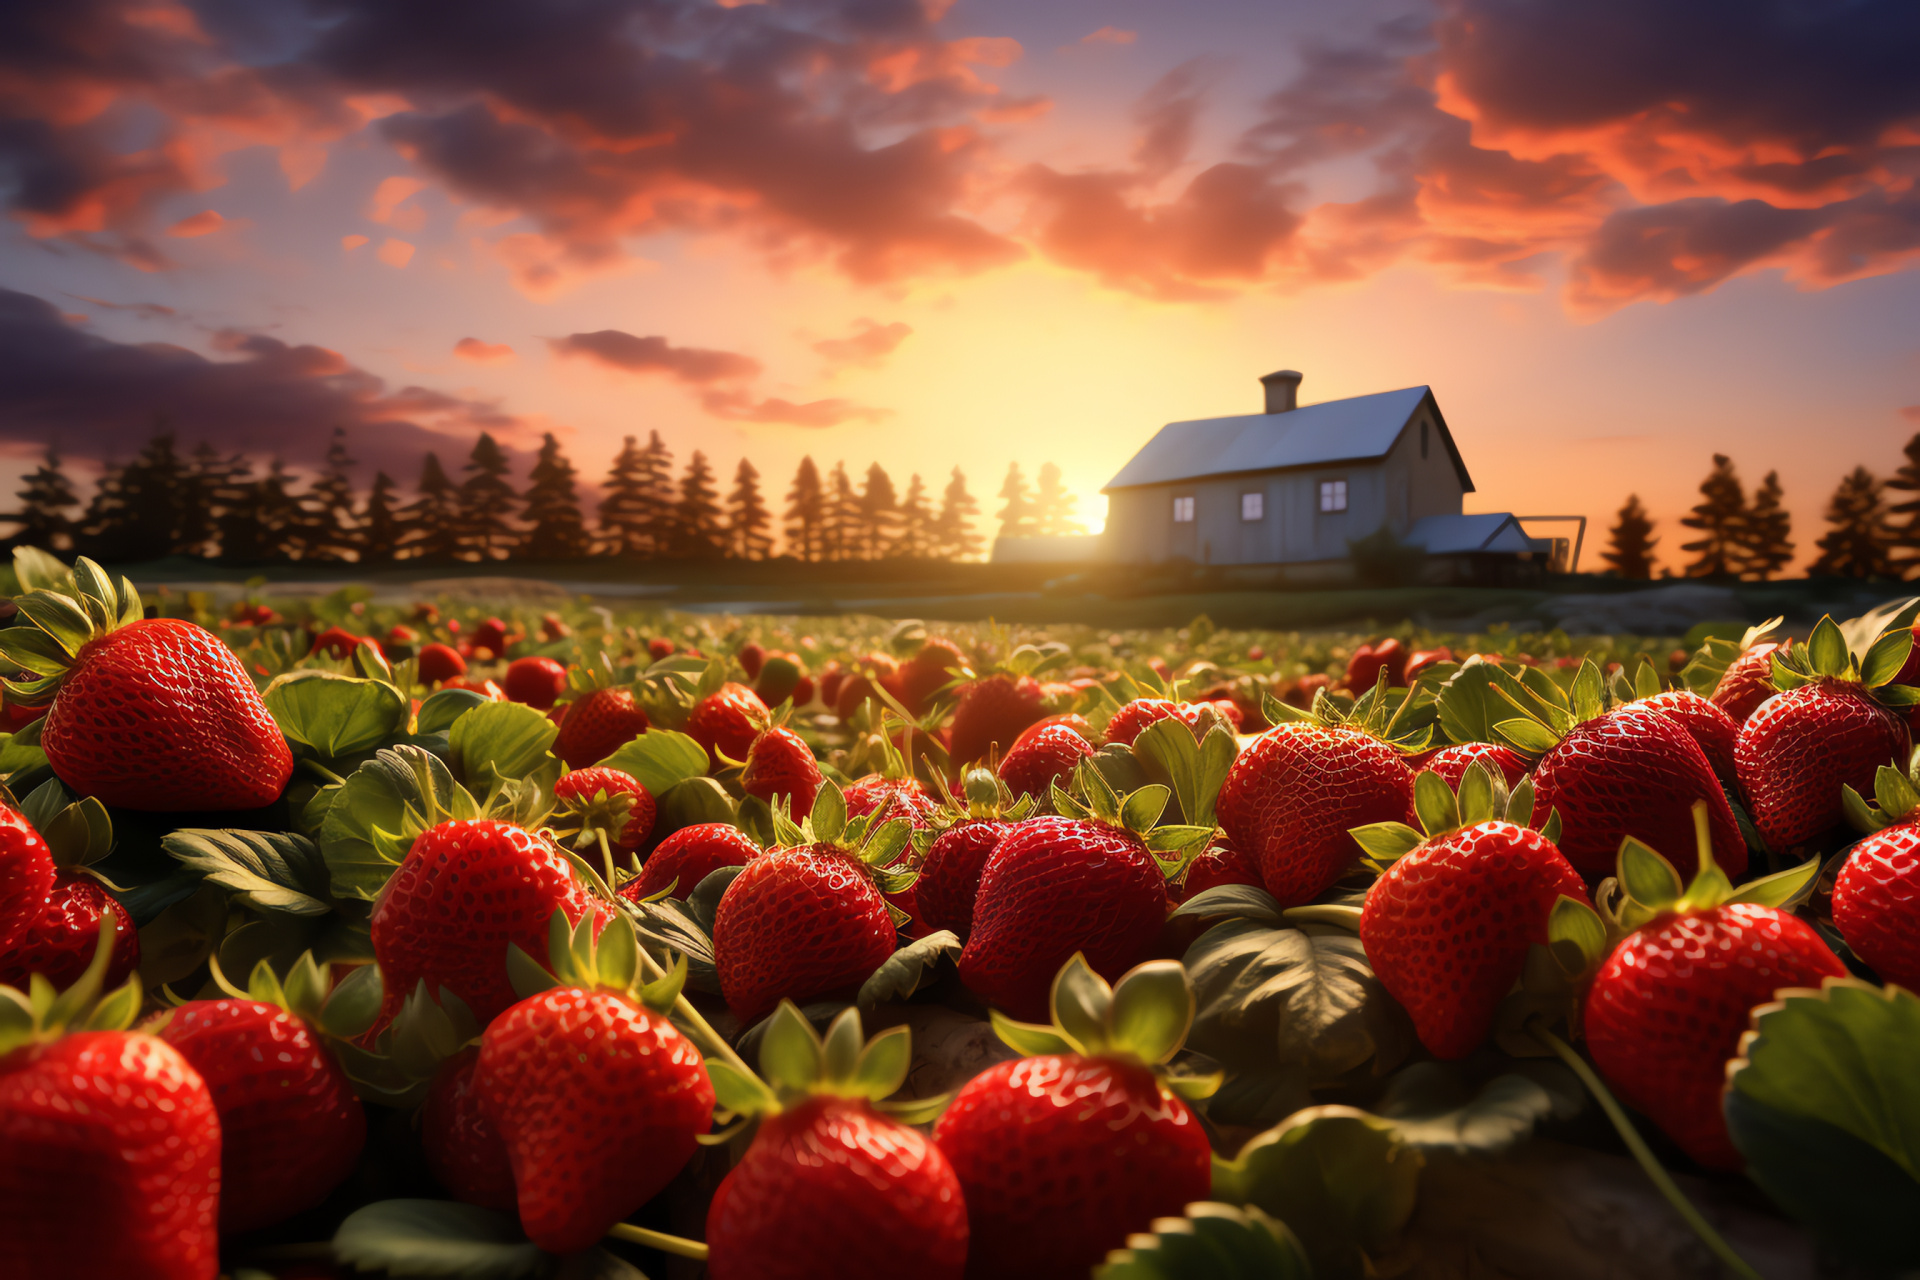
[1241,492,1264,521]
[1172,496,1195,523]
[1421,421,1430,458]
[1319,480,1347,512]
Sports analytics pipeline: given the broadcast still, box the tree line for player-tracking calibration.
[1600,433,1920,580]
[1,425,1088,566]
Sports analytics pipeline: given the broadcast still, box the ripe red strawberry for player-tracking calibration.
[477,984,714,1253]
[1421,741,1531,790]
[622,822,762,901]
[0,872,139,991]
[1710,640,1787,723]
[370,818,609,1026]
[1737,680,1909,850]
[553,686,650,768]
[503,655,568,709]
[1625,689,1739,786]
[416,641,467,685]
[648,636,677,661]
[997,722,1092,802]
[714,844,897,1021]
[553,766,656,855]
[1346,637,1407,689]
[0,805,56,953]
[422,1046,516,1211]
[1831,817,1920,989]
[948,672,1045,768]
[1182,697,1245,733]
[0,562,294,811]
[309,624,368,659]
[742,727,825,819]
[1010,712,1094,752]
[1216,723,1416,907]
[898,637,968,715]
[1104,697,1181,746]
[688,682,770,767]
[471,617,510,657]
[737,641,767,678]
[934,958,1216,1280]
[150,996,366,1232]
[914,819,1011,940]
[843,773,939,825]
[1170,836,1263,903]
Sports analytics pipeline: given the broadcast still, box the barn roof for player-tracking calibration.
[1407,513,1543,554]
[1102,385,1473,493]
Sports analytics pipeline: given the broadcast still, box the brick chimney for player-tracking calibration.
[1259,369,1302,414]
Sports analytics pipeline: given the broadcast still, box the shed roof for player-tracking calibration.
[1103,385,1473,493]
[1407,513,1543,555]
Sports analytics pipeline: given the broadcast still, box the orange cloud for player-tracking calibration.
[551,330,762,383]
[454,337,516,364]
[813,319,914,367]
[377,238,415,267]
[342,234,370,251]
[166,210,225,238]
[368,176,429,229]
[1079,27,1137,46]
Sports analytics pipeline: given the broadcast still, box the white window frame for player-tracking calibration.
[1172,495,1195,523]
[1240,492,1264,522]
[1319,479,1348,513]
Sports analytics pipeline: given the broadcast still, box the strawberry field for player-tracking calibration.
[1,543,1917,1280]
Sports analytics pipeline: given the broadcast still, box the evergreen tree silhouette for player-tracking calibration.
[457,433,520,561]
[304,428,362,562]
[996,463,1037,541]
[1679,453,1747,578]
[859,463,899,559]
[1810,467,1896,579]
[936,468,981,561]
[1885,431,1920,580]
[112,431,194,559]
[400,453,461,563]
[598,436,652,558]
[1600,494,1657,579]
[178,443,226,558]
[6,448,79,552]
[256,460,307,561]
[727,459,773,559]
[896,474,933,559]
[74,459,131,562]
[636,431,677,557]
[361,472,403,564]
[672,451,723,559]
[212,457,271,565]
[1033,462,1085,536]
[784,457,824,562]
[1739,471,1794,581]
[822,462,858,562]
[522,433,588,560]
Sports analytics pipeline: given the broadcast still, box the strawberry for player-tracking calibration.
[471,617,510,657]
[737,641,767,678]
[1710,640,1788,723]
[843,772,940,825]
[0,804,56,953]
[539,612,570,642]
[712,782,912,1021]
[0,872,139,991]
[416,641,467,685]
[997,721,1092,802]
[1356,768,1584,1059]
[705,1006,966,1280]
[753,652,808,707]
[310,624,368,659]
[742,726,825,819]
[371,818,609,1026]
[1405,645,1455,684]
[1010,712,1094,752]
[1421,740,1531,790]
[1104,698,1182,747]
[0,926,222,1279]
[147,954,373,1233]
[503,655,568,709]
[948,671,1046,768]
[688,681,770,768]
[1183,697,1245,733]
[1829,768,1920,989]
[476,915,714,1253]
[422,1046,516,1212]
[1581,812,1845,1169]
[622,822,762,902]
[912,768,1034,940]
[832,653,900,719]
[648,636,676,661]
[553,685,650,768]
[933,956,1218,1280]
[552,765,656,863]
[899,637,968,715]
[0,560,293,811]
[1623,688,1740,786]
[1346,637,1407,689]
[1170,835,1263,903]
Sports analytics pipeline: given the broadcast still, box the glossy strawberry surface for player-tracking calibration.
[503,655,567,709]
[422,1046,516,1211]
[1710,642,1785,723]
[477,986,713,1253]
[553,686,650,769]
[996,722,1092,801]
[624,822,761,901]
[913,819,1010,939]
[0,804,56,953]
[554,765,656,853]
[843,773,940,825]
[1531,708,1744,879]
[934,1053,1210,1280]
[1361,821,1584,1059]
[1104,698,1182,746]
[1831,820,1920,989]
[44,617,293,811]
[1626,689,1740,785]
[947,673,1045,768]
[1584,903,1844,1169]
[899,638,968,714]
[1171,835,1264,903]
[741,727,825,818]
[1735,678,1910,850]
[370,819,606,1026]
[0,872,139,991]
[958,816,1166,1021]
[0,1030,222,1279]
[707,1095,967,1280]
[416,642,467,684]
[1420,741,1531,790]
[713,844,898,1021]
[1216,723,1417,906]
[687,682,769,767]
[152,998,366,1232]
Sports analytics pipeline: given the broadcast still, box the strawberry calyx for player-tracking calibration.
[1350,759,1561,869]
[506,907,689,1016]
[1678,615,1785,697]
[329,979,483,1106]
[0,920,143,1057]
[1597,801,1823,937]
[702,1002,946,1131]
[1260,665,1435,755]
[181,950,386,1045]
[0,556,144,703]
[548,769,643,852]
[1049,758,1215,880]
[1769,614,1918,709]
[986,953,1222,1102]
[1842,762,1920,835]
[766,777,918,923]
[12,776,114,877]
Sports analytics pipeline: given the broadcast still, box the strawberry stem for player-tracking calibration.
[1532,1025,1762,1280]
[301,759,347,785]
[605,1222,710,1260]
[596,826,618,892]
[631,942,757,1080]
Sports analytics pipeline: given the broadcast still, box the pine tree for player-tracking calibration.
[1033,462,1085,536]
[1679,453,1747,578]
[671,451,724,560]
[73,460,132,562]
[116,431,195,558]
[1600,494,1657,579]
[213,457,271,564]
[858,463,899,559]
[784,457,825,562]
[1810,467,1896,579]
[6,448,79,552]
[822,462,859,562]
[256,460,306,561]
[636,431,677,557]
[727,459,773,559]
[936,468,982,561]
[176,443,226,558]
[1739,470,1794,581]
[996,463,1037,541]
[304,428,361,562]
[399,453,461,563]
[458,433,520,561]
[522,433,588,560]
[896,474,933,559]
[361,472,403,564]
[1885,431,1920,580]
[598,436,652,558]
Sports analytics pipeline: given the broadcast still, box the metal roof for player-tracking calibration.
[1407,513,1542,554]
[1102,385,1473,493]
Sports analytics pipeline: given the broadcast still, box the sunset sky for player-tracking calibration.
[2,0,1916,571]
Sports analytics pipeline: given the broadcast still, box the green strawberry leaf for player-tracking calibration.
[1434,660,1530,745]
[320,746,475,902]
[265,670,410,758]
[10,545,74,595]
[858,930,962,1008]
[1862,626,1916,689]
[1170,884,1283,924]
[0,729,49,781]
[448,700,559,799]
[415,687,490,735]
[162,829,332,917]
[596,729,709,797]
[686,864,745,933]
[653,776,737,840]
[1373,1059,1583,1154]
[1805,615,1851,678]
[331,1200,545,1278]
[1095,1202,1312,1280]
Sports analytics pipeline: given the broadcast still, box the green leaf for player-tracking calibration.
[1120,783,1171,834]
[331,1200,545,1278]
[1051,953,1114,1051]
[319,746,469,901]
[852,1025,912,1099]
[653,776,737,839]
[1862,627,1916,688]
[810,777,847,845]
[1108,960,1194,1065]
[989,1007,1078,1057]
[1411,770,1458,836]
[706,1059,777,1114]
[1493,717,1561,754]
[162,829,332,916]
[1568,660,1605,724]
[1729,855,1821,911]
[265,670,409,758]
[1348,822,1423,864]
[416,688,490,735]
[1615,836,1683,909]
[320,961,385,1040]
[1134,719,1203,826]
[597,729,709,797]
[1095,1202,1312,1280]
[15,591,95,657]
[1374,1059,1582,1153]
[1546,895,1607,973]
[1877,684,1920,708]
[1089,742,1155,801]
[757,1001,825,1092]
[857,930,962,1008]
[1434,660,1526,745]
[1170,883,1283,923]
[1806,615,1850,678]
[11,546,74,595]
[449,700,558,797]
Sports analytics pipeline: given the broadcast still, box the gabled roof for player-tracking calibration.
[1102,385,1473,493]
[1407,513,1540,555]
